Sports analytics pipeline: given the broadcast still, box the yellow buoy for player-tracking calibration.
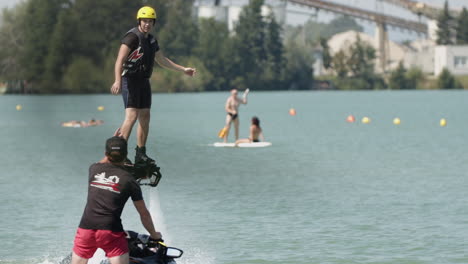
[393,117,401,125]
[440,118,447,127]
[362,116,371,124]
[16,104,22,111]
[97,106,105,111]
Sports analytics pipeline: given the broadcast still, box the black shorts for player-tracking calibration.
[121,77,152,109]
[228,113,238,120]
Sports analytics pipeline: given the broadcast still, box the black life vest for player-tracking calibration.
[122,27,157,78]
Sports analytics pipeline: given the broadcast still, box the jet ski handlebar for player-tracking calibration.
[126,231,184,260]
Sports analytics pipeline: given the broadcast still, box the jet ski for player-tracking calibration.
[59,230,183,264]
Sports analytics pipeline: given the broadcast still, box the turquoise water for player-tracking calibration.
[1,91,468,264]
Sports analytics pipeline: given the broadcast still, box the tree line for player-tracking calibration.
[0,0,465,93]
[0,0,314,93]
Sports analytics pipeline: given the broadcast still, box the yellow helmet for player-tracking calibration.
[137,6,156,20]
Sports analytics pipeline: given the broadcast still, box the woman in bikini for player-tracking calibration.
[235,116,264,146]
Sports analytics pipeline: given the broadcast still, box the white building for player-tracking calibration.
[402,38,435,74]
[434,45,468,76]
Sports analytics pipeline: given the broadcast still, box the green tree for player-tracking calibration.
[437,68,462,89]
[328,34,383,90]
[262,13,285,90]
[152,56,211,93]
[42,7,77,93]
[20,0,67,89]
[347,34,376,78]
[388,62,408,90]
[232,0,266,88]
[456,7,468,44]
[283,40,314,90]
[320,37,332,69]
[62,56,104,93]
[0,4,28,82]
[331,50,348,78]
[219,37,242,88]
[436,0,454,45]
[158,0,198,61]
[406,67,424,89]
[194,18,230,91]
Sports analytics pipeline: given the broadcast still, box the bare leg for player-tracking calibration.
[137,109,151,147]
[223,115,232,143]
[234,138,251,146]
[120,108,139,141]
[71,252,89,264]
[108,253,129,264]
[234,118,240,141]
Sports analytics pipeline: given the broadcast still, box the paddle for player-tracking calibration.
[218,127,227,138]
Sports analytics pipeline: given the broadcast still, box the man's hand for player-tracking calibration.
[183,67,197,77]
[150,231,162,241]
[111,81,121,94]
[113,127,123,137]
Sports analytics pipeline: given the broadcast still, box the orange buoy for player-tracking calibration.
[346,115,355,123]
[289,108,296,116]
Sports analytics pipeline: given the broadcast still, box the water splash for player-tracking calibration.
[148,188,171,243]
[36,258,58,264]
[87,249,106,264]
[176,247,215,264]
[147,189,214,264]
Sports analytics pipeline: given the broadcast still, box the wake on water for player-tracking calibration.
[147,190,214,264]
[34,189,213,264]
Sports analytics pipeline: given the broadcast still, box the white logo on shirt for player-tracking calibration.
[90,172,121,193]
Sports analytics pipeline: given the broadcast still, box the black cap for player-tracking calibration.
[105,136,128,157]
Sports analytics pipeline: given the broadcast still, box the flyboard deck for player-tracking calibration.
[213,142,272,148]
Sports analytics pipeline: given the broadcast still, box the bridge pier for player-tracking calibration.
[375,22,389,74]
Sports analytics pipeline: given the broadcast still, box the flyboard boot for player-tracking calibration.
[135,146,155,165]
[134,146,162,183]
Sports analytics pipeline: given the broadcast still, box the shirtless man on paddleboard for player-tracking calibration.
[221,88,249,143]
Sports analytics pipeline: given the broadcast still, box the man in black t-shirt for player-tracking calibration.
[110,6,196,167]
[71,136,162,264]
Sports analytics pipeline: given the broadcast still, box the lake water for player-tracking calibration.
[1,91,468,264]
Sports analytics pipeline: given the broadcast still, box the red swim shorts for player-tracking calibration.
[72,228,128,259]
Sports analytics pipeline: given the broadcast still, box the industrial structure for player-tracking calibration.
[194,0,468,76]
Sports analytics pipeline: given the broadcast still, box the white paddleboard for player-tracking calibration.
[213,142,272,148]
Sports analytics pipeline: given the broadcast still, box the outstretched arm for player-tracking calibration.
[241,88,249,104]
[155,51,196,76]
[133,200,162,240]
